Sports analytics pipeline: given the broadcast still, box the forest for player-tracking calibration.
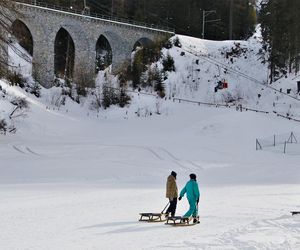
[260,0,300,82]
[40,0,257,41]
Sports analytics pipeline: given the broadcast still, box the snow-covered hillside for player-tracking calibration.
[4,28,300,123]
[161,30,300,120]
[0,32,299,250]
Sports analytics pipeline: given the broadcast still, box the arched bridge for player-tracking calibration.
[2,0,174,88]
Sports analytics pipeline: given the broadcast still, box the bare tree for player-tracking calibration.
[0,1,16,64]
[0,118,7,134]
[0,0,30,72]
[9,97,29,119]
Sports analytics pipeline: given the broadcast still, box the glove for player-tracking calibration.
[178,196,182,201]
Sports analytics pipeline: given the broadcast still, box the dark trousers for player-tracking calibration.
[166,198,177,217]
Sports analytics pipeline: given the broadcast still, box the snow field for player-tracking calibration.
[0,94,300,249]
[0,184,299,250]
[0,29,300,249]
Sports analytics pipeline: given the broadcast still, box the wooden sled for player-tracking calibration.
[165,216,200,226]
[291,211,300,216]
[139,213,167,222]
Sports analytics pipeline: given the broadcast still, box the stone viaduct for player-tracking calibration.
[2,1,174,88]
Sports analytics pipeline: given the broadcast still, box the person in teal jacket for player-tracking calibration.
[178,173,200,223]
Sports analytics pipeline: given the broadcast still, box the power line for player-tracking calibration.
[88,0,112,16]
[180,44,300,101]
[87,0,199,36]
[88,0,184,32]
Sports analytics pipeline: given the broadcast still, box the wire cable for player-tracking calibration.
[180,44,300,101]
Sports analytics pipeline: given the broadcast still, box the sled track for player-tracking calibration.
[187,160,203,170]
[97,144,199,170]
[171,160,189,170]
[26,147,40,156]
[12,144,41,156]
[212,215,300,249]
[144,147,164,160]
[158,147,180,161]
[144,146,189,169]
[147,146,201,171]
[12,145,26,154]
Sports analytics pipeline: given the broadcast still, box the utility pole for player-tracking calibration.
[229,0,234,40]
[202,10,206,39]
[82,0,90,14]
[202,10,221,39]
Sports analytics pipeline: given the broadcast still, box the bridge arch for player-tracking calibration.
[6,2,172,87]
[97,31,132,73]
[133,38,154,51]
[11,19,34,56]
[54,28,75,80]
[95,35,112,72]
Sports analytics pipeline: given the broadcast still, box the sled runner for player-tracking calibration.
[165,216,200,226]
[139,213,167,222]
[291,211,300,216]
[139,202,170,222]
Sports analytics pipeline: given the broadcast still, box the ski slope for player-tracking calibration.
[1,31,300,249]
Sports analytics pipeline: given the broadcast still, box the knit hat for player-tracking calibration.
[190,173,196,180]
[171,171,177,178]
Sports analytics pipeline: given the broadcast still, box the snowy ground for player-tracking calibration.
[1,184,299,250]
[1,31,300,249]
[0,88,300,249]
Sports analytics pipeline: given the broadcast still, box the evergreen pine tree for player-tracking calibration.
[260,0,299,82]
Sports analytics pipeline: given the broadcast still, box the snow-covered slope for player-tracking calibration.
[0,32,299,250]
[0,83,299,249]
[159,30,300,120]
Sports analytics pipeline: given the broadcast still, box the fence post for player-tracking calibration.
[291,132,298,143]
[284,141,287,154]
[288,132,293,143]
[274,135,276,147]
[256,139,262,150]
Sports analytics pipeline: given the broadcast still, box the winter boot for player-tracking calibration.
[193,216,200,223]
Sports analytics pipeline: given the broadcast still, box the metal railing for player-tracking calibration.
[172,97,231,108]
[275,112,300,123]
[14,0,175,33]
[172,97,272,114]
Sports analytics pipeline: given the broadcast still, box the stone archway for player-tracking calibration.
[133,37,154,51]
[95,34,112,72]
[11,19,33,56]
[54,28,75,80]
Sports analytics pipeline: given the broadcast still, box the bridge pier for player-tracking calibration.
[32,39,55,88]
[111,48,131,74]
[73,48,96,87]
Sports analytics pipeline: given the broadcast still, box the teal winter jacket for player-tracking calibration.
[180,180,200,201]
